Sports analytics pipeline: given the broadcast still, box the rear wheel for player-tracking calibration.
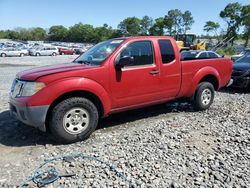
[1,53,7,57]
[193,82,214,111]
[49,97,99,143]
[20,53,24,57]
[52,52,56,56]
[36,53,40,56]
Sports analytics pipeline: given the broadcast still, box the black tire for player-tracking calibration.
[20,53,24,57]
[193,82,215,111]
[49,97,99,143]
[1,53,7,57]
[36,53,40,56]
[52,52,56,56]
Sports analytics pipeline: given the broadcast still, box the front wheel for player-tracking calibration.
[49,97,99,143]
[193,82,215,111]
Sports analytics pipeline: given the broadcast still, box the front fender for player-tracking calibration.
[191,66,221,95]
[27,77,112,115]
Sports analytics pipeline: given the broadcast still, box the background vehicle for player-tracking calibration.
[231,53,250,88]
[29,47,58,56]
[181,50,222,60]
[74,48,85,55]
[59,48,76,55]
[9,36,232,143]
[0,48,29,57]
[175,34,206,51]
[231,48,250,62]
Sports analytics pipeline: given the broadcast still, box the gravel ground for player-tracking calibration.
[0,56,249,188]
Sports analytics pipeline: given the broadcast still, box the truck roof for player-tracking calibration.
[113,36,174,41]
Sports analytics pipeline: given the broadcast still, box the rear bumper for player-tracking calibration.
[231,77,250,88]
[9,98,49,132]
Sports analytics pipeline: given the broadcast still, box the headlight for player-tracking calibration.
[20,82,46,97]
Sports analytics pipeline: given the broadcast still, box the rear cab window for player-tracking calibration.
[158,40,175,64]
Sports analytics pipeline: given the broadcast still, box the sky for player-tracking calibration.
[0,0,249,35]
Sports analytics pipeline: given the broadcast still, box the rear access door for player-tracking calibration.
[156,39,182,98]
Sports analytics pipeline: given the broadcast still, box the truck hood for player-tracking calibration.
[17,63,93,80]
[233,63,250,71]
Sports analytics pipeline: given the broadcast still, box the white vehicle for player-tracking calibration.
[0,48,29,57]
[29,47,58,56]
[181,50,222,60]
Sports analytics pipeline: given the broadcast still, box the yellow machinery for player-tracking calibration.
[175,34,206,51]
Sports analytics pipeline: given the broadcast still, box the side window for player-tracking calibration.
[120,41,154,66]
[158,40,175,64]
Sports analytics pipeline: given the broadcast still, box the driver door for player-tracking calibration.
[109,40,162,109]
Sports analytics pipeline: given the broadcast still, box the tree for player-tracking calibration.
[68,23,95,42]
[118,17,141,36]
[30,27,47,41]
[203,21,220,38]
[241,5,250,47]
[140,16,153,35]
[48,25,68,41]
[14,27,32,41]
[93,24,114,43]
[182,11,194,34]
[220,2,242,44]
[149,17,165,36]
[164,14,174,35]
[167,9,183,34]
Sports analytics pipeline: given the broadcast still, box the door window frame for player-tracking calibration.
[115,40,156,69]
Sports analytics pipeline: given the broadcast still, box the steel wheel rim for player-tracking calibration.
[201,88,212,106]
[63,107,90,135]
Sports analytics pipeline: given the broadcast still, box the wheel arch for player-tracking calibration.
[45,90,104,131]
[192,67,221,94]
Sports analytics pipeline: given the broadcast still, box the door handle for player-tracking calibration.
[149,70,160,75]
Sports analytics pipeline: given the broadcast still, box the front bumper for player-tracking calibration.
[231,76,250,88]
[9,98,49,132]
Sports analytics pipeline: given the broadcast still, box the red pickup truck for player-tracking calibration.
[9,36,232,143]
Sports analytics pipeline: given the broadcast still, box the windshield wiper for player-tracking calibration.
[74,60,92,65]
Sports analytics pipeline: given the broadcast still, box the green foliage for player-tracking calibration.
[30,27,46,41]
[0,9,194,43]
[216,47,236,56]
[241,5,250,47]
[203,21,220,36]
[48,25,68,42]
[219,2,242,44]
[149,17,165,36]
[140,16,153,35]
[162,9,194,35]
[118,17,142,36]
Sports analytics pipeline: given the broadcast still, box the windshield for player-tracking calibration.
[74,39,124,65]
[235,54,250,64]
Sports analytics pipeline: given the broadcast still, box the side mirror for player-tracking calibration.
[221,55,225,58]
[115,56,134,69]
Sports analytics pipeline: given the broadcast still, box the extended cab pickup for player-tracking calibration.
[9,36,232,143]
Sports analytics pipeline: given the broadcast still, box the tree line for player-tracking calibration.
[203,3,250,47]
[0,3,249,46]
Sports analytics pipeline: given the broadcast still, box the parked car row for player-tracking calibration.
[0,46,91,57]
[0,40,94,57]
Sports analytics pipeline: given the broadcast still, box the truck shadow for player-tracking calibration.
[0,100,193,147]
[219,87,250,94]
